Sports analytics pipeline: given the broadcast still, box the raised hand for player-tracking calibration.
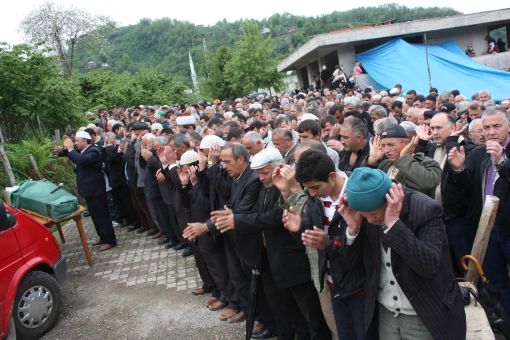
[188,165,199,186]
[416,123,431,141]
[447,145,465,171]
[141,148,152,161]
[272,165,300,199]
[198,149,208,170]
[338,194,363,236]
[63,137,74,151]
[486,140,504,164]
[177,166,190,185]
[450,124,468,137]
[208,143,221,164]
[163,145,176,165]
[330,123,341,138]
[282,207,302,233]
[327,139,344,152]
[367,135,385,165]
[384,183,404,227]
[400,135,418,157]
[155,169,166,183]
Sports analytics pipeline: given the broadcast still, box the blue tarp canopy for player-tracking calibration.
[355,39,510,101]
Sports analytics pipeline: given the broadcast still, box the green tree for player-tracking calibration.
[0,44,84,142]
[204,46,234,99]
[225,22,284,96]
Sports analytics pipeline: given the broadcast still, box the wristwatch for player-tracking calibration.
[496,157,506,171]
[207,160,214,167]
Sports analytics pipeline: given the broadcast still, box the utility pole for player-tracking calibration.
[202,35,211,79]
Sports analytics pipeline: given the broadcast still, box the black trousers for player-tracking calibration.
[223,231,249,311]
[261,251,330,340]
[202,235,231,301]
[85,194,117,245]
[162,203,184,243]
[111,184,140,227]
[191,239,216,292]
[129,188,156,230]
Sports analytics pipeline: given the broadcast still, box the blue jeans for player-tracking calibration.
[483,225,510,313]
[330,293,378,340]
[445,216,476,276]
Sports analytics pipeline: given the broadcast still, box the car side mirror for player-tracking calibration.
[0,203,16,231]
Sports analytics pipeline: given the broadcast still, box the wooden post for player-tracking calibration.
[0,127,15,187]
[54,129,61,145]
[0,145,15,187]
[28,154,41,179]
[465,195,500,285]
[36,115,44,135]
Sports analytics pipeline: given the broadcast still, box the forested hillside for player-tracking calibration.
[74,4,459,79]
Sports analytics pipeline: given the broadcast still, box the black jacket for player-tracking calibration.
[416,136,478,219]
[204,166,261,264]
[140,152,162,199]
[337,188,466,339]
[124,141,142,193]
[337,141,369,174]
[449,143,510,233]
[300,194,365,297]
[104,144,125,189]
[236,186,312,288]
[66,145,105,198]
[162,165,191,229]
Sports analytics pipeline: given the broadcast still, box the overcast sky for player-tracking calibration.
[1,0,509,45]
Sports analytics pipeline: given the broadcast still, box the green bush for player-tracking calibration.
[0,138,78,198]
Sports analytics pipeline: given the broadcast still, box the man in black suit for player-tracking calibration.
[214,147,330,339]
[63,131,116,251]
[183,143,260,324]
[317,167,465,339]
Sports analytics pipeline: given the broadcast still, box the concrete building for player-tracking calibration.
[278,9,510,89]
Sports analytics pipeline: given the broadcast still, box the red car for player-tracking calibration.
[0,202,66,340]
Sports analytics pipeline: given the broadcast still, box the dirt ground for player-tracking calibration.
[40,219,245,340]
[41,273,245,340]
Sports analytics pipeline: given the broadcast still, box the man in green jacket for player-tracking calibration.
[363,123,441,198]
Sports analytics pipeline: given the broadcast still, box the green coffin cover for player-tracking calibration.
[10,180,79,219]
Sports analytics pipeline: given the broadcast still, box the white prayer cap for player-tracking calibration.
[199,135,226,149]
[76,131,91,140]
[250,147,283,170]
[176,116,196,125]
[179,150,200,165]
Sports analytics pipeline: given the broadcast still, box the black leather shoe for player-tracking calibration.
[181,247,194,257]
[251,329,274,339]
[158,238,170,245]
[173,243,186,251]
[135,228,148,235]
[127,225,141,232]
[146,229,158,237]
[165,241,179,249]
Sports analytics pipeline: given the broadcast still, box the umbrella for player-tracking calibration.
[245,267,261,340]
[461,255,510,338]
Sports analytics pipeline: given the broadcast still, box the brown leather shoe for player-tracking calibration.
[209,300,227,311]
[192,287,206,296]
[98,243,116,252]
[252,321,265,335]
[228,310,246,323]
[151,231,163,239]
[219,308,239,321]
[90,239,103,246]
[207,297,219,307]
